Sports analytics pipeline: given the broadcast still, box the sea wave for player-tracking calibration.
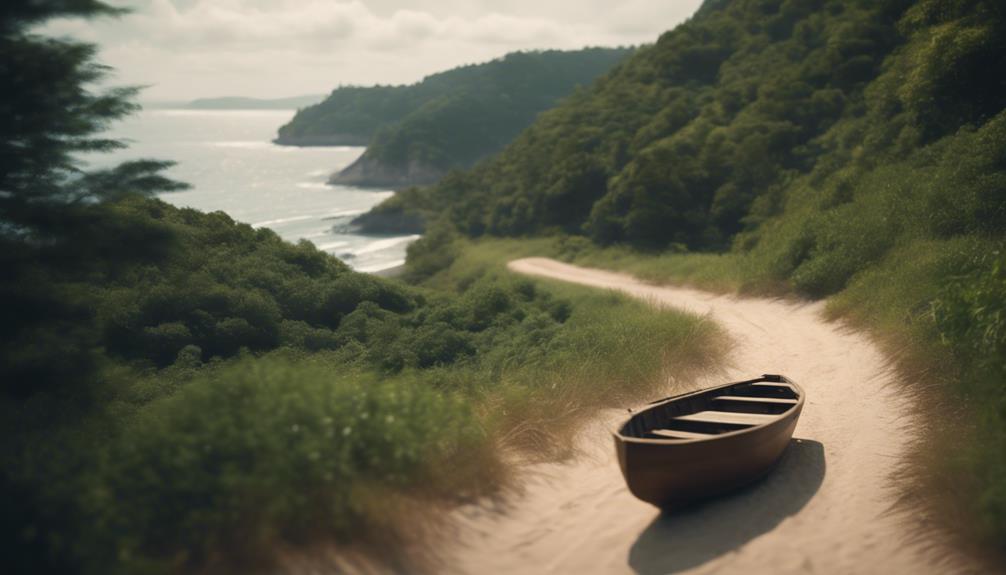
[251,209,366,229]
[250,214,315,228]
[314,240,349,251]
[352,235,421,256]
[321,209,366,220]
[355,259,407,273]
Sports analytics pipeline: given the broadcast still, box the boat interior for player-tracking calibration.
[620,379,801,441]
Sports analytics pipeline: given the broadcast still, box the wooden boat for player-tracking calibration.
[614,374,805,509]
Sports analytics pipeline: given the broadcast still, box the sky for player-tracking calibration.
[42,0,704,102]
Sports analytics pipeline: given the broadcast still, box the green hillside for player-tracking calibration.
[274,85,410,146]
[1,6,721,572]
[275,48,633,186]
[382,0,1006,550]
[373,1,932,245]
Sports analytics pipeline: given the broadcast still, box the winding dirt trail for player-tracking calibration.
[437,258,974,575]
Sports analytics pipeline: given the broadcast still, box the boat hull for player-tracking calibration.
[613,376,804,509]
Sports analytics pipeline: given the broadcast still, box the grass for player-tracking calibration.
[413,237,729,460]
[422,235,754,294]
[3,233,728,574]
[826,237,1006,562]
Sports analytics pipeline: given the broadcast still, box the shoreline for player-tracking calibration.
[367,262,406,278]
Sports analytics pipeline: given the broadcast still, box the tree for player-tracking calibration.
[0,1,186,398]
[0,0,184,240]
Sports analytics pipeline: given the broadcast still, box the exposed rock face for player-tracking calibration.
[329,154,444,189]
[273,134,370,147]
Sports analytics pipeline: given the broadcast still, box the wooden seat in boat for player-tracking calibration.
[647,429,715,440]
[674,410,777,426]
[712,395,799,405]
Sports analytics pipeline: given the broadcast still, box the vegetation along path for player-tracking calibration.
[439,258,977,575]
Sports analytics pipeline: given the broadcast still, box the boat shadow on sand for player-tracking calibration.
[628,438,826,575]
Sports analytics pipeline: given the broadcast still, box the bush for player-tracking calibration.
[78,358,492,573]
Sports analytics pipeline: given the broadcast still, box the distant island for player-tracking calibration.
[276,47,633,187]
[183,94,326,110]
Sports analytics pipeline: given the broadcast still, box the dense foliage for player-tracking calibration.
[276,48,632,185]
[0,197,588,571]
[391,0,1006,548]
[1,196,722,573]
[384,0,1002,247]
[0,7,719,573]
[275,85,408,145]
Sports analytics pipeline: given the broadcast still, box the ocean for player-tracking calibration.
[90,108,415,273]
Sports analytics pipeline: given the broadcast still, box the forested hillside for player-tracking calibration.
[373,0,1003,248]
[381,0,1006,549]
[274,85,407,146]
[275,48,632,186]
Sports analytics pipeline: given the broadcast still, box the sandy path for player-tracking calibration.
[436,258,973,575]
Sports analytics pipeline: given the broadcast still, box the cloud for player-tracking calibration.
[40,0,703,100]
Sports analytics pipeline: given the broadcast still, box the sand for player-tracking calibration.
[432,258,978,575]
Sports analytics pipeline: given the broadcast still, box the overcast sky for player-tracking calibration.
[42,0,704,101]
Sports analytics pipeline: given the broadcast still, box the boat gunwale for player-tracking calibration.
[613,374,805,446]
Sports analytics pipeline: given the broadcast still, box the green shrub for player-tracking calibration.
[933,252,1006,538]
[79,357,491,573]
